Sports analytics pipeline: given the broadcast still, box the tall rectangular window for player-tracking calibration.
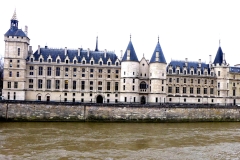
[47,80,51,89]
[233,90,236,96]
[73,81,76,90]
[190,87,193,94]
[204,88,207,94]
[81,81,85,90]
[8,82,11,88]
[197,88,200,94]
[9,71,12,77]
[176,87,179,93]
[29,79,33,88]
[107,82,111,90]
[18,48,20,56]
[115,82,118,91]
[218,71,220,76]
[210,88,214,94]
[55,80,60,89]
[47,67,51,76]
[168,87,172,93]
[56,67,60,76]
[14,82,18,88]
[39,67,43,75]
[65,80,68,89]
[38,79,42,89]
[183,87,186,93]
[16,72,19,77]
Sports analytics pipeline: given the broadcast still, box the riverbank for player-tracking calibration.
[0,102,240,122]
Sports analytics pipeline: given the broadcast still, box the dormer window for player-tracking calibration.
[108,62,110,66]
[90,61,93,65]
[31,58,33,62]
[191,70,193,75]
[211,72,214,76]
[184,70,186,75]
[48,59,51,63]
[40,58,42,63]
[82,60,85,64]
[204,71,207,75]
[116,62,119,66]
[169,69,172,74]
[176,70,180,74]
[198,71,200,75]
[74,60,76,64]
[57,59,60,63]
[99,61,102,65]
[66,60,68,64]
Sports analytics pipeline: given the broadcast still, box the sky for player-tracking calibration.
[1,0,240,65]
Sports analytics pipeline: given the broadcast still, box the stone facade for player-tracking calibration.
[2,11,240,105]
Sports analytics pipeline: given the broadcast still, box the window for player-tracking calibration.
[191,71,193,75]
[191,79,193,83]
[198,79,200,84]
[82,74,85,77]
[48,59,51,63]
[40,58,42,63]
[9,71,12,77]
[90,81,93,85]
[218,82,220,88]
[116,62,119,66]
[183,87,186,93]
[156,97,158,103]
[211,80,214,84]
[162,86,164,92]
[8,92,10,100]
[176,87,179,93]
[9,60,12,67]
[115,94,118,97]
[39,67,43,75]
[108,69,111,73]
[74,60,76,64]
[82,68,85,72]
[132,85,135,91]
[197,88,200,94]
[184,70,186,75]
[204,88,207,94]
[190,87,193,94]
[123,85,125,90]
[184,78,186,83]
[29,79,33,88]
[169,69,172,74]
[73,68,77,72]
[99,69,102,73]
[205,79,207,84]
[99,61,102,65]
[198,99,200,102]
[107,75,110,78]
[47,80,51,89]
[30,66,34,70]
[82,61,85,64]
[233,83,236,87]
[218,91,220,96]
[18,48,20,56]
[133,72,135,75]
[8,82,11,88]
[133,79,135,83]
[124,71,126,75]
[107,82,111,90]
[168,87,172,93]
[210,88,214,94]
[65,80,68,89]
[198,71,200,75]
[73,81,77,90]
[125,97,127,102]
[162,80,164,84]
[123,79,125,83]
[57,59,60,63]
[90,86,93,90]
[218,71,220,76]
[98,81,102,85]
[116,70,119,73]
[184,98,186,102]
[211,72,214,76]
[115,82,118,91]
[108,62,110,66]
[47,67,51,76]
[38,79,42,89]
[98,87,102,90]
[233,90,236,96]
[31,58,33,62]
[176,78,179,83]
[90,74,93,77]
[91,61,93,65]
[90,69,94,72]
[66,60,69,64]
[169,98,172,102]
[169,78,172,82]
[55,80,60,89]
[14,92,16,100]
[56,67,60,76]
[81,81,85,90]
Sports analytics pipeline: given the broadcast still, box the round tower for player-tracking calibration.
[2,10,30,100]
[148,37,167,104]
[120,36,140,103]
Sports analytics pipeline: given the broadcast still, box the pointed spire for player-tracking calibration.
[95,36,99,51]
[130,34,131,41]
[219,39,221,47]
[149,37,166,63]
[158,36,159,43]
[11,9,17,20]
[121,36,138,62]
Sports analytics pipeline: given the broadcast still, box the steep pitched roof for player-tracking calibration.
[213,47,225,65]
[122,40,139,62]
[29,47,119,64]
[167,60,210,74]
[5,29,27,37]
[150,38,166,63]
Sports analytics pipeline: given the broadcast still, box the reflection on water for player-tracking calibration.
[0,122,240,159]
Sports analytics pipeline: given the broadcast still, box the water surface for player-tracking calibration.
[0,122,240,159]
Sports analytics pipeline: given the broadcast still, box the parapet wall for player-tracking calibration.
[0,102,240,122]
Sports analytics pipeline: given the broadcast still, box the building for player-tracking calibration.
[3,11,240,105]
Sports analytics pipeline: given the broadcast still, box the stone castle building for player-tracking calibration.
[3,11,240,105]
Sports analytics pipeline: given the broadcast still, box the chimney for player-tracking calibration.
[185,58,188,66]
[38,45,40,54]
[24,26,28,36]
[87,48,90,57]
[104,49,107,58]
[209,55,212,64]
[28,46,32,56]
[198,59,201,67]
[65,47,67,56]
[155,51,159,62]
[223,53,226,64]
[120,50,123,60]
[127,50,130,60]
[78,48,80,57]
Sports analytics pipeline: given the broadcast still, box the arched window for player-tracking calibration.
[74,60,76,64]
[99,61,102,65]
[108,62,110,66]
[57,59,60,63]
[116,62,119,66]
[140,81,147,92]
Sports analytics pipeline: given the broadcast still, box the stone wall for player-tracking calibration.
[0,102,240,122]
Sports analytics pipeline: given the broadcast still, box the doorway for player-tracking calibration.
[96,95,103,103]
[141,96,146,104]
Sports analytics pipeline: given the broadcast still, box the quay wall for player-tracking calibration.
[0,102,240,122]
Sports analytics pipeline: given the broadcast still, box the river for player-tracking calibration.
[0,122,240,160]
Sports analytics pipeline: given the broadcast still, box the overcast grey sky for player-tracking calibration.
[1,0,240,65]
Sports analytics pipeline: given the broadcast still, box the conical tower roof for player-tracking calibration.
[122,36,139,62]
[150,37,166,63]
[11,9,17,20]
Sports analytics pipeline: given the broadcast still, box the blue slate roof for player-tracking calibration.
[122,40,139,62]
[229,67,240,73]
[213,47,225,65]
[29,47,119,64]
[5,28,27,37]
[167,60,210,74]
[150,40,166,63]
